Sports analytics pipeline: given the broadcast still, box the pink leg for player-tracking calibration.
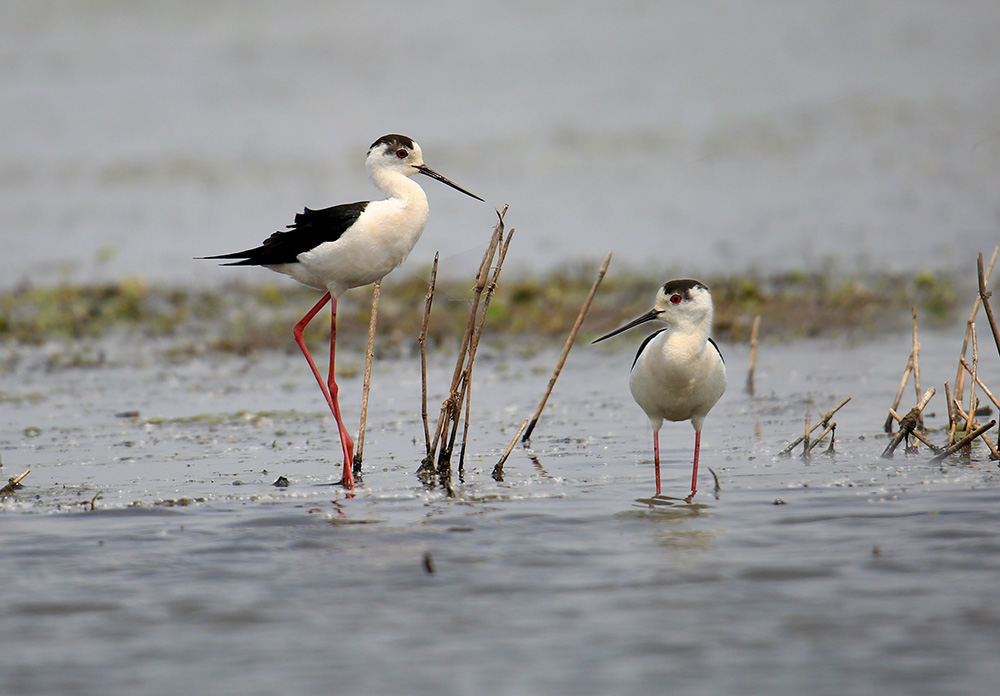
[652,430,661,497]
[293,293,355,490]
[688,430,702,501]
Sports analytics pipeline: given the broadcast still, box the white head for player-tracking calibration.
[366,134,483,201]
[593,279,715,343]
[649,279,714,330]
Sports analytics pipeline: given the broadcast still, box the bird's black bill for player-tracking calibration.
[416,165,484,202]
[592,309,661,344]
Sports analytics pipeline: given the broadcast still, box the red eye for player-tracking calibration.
[396,149,408,159]
[670,294,682,304]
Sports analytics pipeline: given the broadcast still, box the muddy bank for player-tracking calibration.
[0,268,967,363]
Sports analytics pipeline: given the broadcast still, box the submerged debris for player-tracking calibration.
[0,469,30,495]
[777,398,851,457]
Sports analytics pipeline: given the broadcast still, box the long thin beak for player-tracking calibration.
[592,308,661,344]
[416,164,484,201]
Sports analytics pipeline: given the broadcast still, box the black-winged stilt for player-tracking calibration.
[201,134,483,489]
[593,279,726,501]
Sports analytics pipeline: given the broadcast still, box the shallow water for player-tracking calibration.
[4,2,1000,692]
[2,330,999,695]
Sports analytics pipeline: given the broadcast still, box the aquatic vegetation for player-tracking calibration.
[0,268,970,359]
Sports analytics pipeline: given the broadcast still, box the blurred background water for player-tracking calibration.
[2,0,999,289]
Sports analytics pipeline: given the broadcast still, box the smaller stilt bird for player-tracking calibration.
[593,279,726,501]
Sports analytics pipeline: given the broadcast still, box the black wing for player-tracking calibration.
[201,201,369,266]
[631,332,724,371]
[631,329,667,370]
[708,337,725,365]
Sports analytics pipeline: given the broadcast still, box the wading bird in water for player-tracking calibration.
[201,135,483,489]
[593,279,726,501]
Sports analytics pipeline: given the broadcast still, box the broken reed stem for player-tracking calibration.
[440,222,515,474]
[492,417,531,481]
[911,306,922,400]
[882,387,936,458]
[887,408,942,452]
[945,381,957,447]
[966,324,979,438]
[745,315,761,397]
[954,246,998,407]
[984,434,1000,460]
[353,279,381,474]
[949,398,1000,459]
[1,469,31,494]
[778,397,852,455]
[424,205,510,480]
[805,422,836,454]
[885,353,914,434]
[458,371,473,472]
[978,251,1000,360]
[931,419,997,462]
[456,225,514,471]
[424,212,503,469]
[952,351,1000,460]
[520,252,613,444]
[418,254,440,458]
[885,307,922,434]
[911,307,922,418]
[960,357,1000,412]
[802,414,811,458]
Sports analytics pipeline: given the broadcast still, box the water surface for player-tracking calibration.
[2,331,999,695]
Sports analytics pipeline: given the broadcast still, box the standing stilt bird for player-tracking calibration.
[593,279,726,501]
[200,135,483,489]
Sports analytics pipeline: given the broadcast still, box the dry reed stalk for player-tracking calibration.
[745,315,761,397]
[954,246,998,408]
[805,421,836,454]
[492,417,531,481]
[1,469,30,494]
[421,206,511,483]
[421,213,503,474]
[352,279,381,475]
[911,307,922,414]
[418,254,440,458]
[977,424,1000,460]
[520,252,613,444]
[952,354,1000,460]
[945,381,957,447]
[885,353,915,434]
[952,399,973,427]
[960,357,1000,412]
[458,370,473,473]
[491,252,611,481]
[978,251,1000,359]
[802,414,811,459]
[949,398,997,457]
[983,434,1000,460]
[778,397,852,456]
[884,307,922,433]
[966,324,979,438]
[930,419,997,463]
[442,223,514,475]
[887,408,941,452]
[882,387,936,458]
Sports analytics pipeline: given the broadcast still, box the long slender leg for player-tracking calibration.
[293,292,355,489]
[652,429,661,497]
[688,430,702,501]
[294,293,334,403]
[325,296,355,489]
